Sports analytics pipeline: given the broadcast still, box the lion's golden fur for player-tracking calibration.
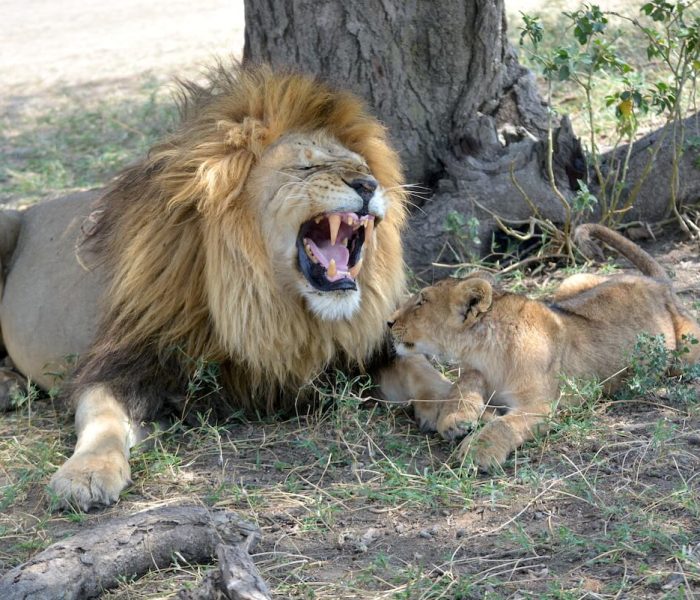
[80,63,407,413]
[389,225,700,469]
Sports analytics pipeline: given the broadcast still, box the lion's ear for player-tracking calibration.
[450,278,493,323]
[195,117,270,215]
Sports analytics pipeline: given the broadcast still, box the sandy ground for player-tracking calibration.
[0,0,244,99]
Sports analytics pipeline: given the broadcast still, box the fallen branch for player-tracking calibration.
[0,505,260,600]
[178,537,272,600]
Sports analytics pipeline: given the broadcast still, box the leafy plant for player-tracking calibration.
[618,331,699,402]
[510,1,700,262]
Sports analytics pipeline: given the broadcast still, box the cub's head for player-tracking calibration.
[388,275,494,360]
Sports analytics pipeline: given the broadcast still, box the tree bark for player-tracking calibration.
[243,0,700,272]
[243,0,549,187]
[0,506,261,600]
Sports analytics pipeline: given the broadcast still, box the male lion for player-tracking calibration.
[389,224,700,469]
[0,64,449,510]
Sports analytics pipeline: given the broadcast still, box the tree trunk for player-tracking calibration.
[244,0,549,186]
[243,0,699,273]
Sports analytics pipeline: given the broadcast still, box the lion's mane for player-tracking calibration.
[75,63,407,416]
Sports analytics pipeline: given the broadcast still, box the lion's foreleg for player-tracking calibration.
[49,385,138,511]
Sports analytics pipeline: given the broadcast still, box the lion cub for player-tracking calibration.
[389,224,700,469]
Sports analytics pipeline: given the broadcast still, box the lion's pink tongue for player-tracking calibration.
[307,239,350,281]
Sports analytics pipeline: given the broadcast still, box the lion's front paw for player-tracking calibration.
[49,450,131,511]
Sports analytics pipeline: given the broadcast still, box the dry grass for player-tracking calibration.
[2,258,699,598]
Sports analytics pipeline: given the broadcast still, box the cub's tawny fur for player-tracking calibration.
[389,224,700,469]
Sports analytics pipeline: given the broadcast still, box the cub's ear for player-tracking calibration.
[450,278,493,323]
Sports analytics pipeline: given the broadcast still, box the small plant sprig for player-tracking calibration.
[618,332,699,403]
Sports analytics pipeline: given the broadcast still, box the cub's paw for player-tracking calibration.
[412,400,441,433]
[436,408,478,441]
[456,431,510,472]
[49,451,131,511]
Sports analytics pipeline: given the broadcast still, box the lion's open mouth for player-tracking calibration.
[296,211,375,291]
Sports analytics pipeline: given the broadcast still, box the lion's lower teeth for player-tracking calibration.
[305,243,318,263]
[349,259,363,279]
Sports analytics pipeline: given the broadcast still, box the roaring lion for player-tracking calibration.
[388,224,700,469]
[0,64,449,510]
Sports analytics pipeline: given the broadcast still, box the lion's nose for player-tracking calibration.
[346,177,378,206]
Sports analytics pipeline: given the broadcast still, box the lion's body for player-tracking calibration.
[78,66,408,417]
[389,225,700,469]
[0,192,103,390]
[0,64,450,510]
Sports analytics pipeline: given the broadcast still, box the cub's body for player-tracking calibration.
[389,225,700,468]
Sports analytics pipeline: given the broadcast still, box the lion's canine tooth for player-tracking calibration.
[328,214,341,246]
[349,259,363,279]
[364,218,374,244]
[327,259,337,278]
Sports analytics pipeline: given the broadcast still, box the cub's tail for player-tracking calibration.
[574,223,670,284]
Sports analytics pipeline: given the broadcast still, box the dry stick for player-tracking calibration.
[0,505,260,600]
[217,538,272,600]
[180,537,272,600]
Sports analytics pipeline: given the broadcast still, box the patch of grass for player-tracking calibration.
[0,75,178,205]
[2,308,699,597]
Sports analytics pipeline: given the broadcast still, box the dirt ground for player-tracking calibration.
[1,1,699,599]
[0,0,244,95]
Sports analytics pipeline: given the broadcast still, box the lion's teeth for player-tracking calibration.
[315,216,323,224]
[327,259,337,278]
[364,218,374,244]
[328,214,341,246]
[304,242,318,263]
[349,259,363,279]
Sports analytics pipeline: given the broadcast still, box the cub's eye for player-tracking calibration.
[298,165,317,171]
[416,295,426,307]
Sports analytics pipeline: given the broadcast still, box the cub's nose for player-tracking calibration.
[387,319,395,329]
